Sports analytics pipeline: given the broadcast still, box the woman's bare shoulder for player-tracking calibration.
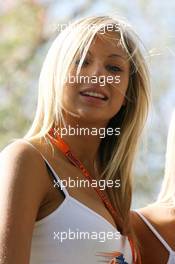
[0,138,50,192]
[1,137,48,157]
[0,138,50,264]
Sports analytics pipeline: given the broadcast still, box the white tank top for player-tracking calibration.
[22,140,133,264]
[136,211,175,264]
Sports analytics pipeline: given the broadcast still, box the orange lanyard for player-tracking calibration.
[48,127,140,264]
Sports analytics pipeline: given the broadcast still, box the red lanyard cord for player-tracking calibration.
[48,128,141,264]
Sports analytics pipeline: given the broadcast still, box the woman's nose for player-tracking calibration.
[88,61,104,77]
[87,62,106,86]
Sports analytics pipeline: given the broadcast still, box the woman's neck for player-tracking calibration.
[54,116,108,174]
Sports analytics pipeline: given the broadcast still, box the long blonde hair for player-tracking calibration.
[156,110,175,207]
[23,15,150,235]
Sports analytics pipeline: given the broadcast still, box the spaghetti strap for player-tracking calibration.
[18,138,69,198]
[43,159,69,198]
[135,210,175,254]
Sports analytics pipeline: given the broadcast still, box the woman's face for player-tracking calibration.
[62,32,130,125]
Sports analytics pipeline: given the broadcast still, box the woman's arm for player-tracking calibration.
[0,140,49,264]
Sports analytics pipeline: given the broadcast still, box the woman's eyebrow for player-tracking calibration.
[108,54,126,60]
[78,50,92,58]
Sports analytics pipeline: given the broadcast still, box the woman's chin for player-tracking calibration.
[77,111,109,125]
[62,106,109,125]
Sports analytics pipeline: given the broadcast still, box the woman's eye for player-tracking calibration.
[106,65,122,73]
[75,59,89,66]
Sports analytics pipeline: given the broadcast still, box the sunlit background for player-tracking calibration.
[0,0,175,208]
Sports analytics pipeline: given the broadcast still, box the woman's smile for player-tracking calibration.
[79,84,109,107]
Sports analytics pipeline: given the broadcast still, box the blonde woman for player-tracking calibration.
[0,15,150,264]
[132,111,175,264]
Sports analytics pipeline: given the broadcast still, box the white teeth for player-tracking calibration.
[82,91,106,99]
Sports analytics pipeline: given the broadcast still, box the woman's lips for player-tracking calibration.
[79,85,109,100]
[79,92,109,106]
